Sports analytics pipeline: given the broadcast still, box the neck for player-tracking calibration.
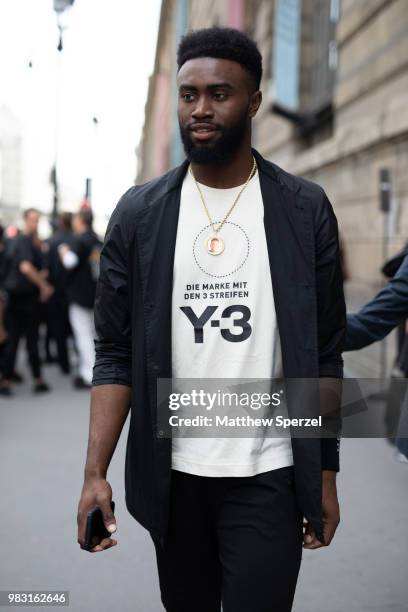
[190,144,254,189]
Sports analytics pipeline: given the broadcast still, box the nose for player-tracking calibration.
[192,94,214,119]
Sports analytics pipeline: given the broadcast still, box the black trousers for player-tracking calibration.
[2,294,41,380]
[45,295,71,373]
[152,466,303,612]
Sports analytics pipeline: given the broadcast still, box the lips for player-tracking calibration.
[189,123,219,142]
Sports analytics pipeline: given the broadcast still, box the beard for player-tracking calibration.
[179,111,249,164]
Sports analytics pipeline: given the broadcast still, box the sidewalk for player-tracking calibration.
[0,363,407,611]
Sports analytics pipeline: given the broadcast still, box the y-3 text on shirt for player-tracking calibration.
[180,305,252,343]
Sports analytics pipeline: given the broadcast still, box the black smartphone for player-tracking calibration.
[84,501,115,550]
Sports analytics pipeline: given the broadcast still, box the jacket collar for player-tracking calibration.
[164,147,279,194]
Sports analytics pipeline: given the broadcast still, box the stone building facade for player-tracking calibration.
[137,0,408,375]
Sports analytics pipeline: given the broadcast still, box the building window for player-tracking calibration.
[271,0,339,138]
[272,0,301,112]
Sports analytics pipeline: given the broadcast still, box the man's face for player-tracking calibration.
[177,57,261,164]
[24,211,40,235]
[72,214,82,234]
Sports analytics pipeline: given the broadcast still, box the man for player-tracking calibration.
[77,28,345,612]
[45,212,73,375]
[59,209,101,389]
[0,224,8,347]
[345,254,408,459]
[0,208,53,395]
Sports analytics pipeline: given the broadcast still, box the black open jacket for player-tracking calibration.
[92,148,346,547]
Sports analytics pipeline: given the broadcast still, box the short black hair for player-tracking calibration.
[23,207,40,219]
[77,208,93,228]
[59,211,73,232]
[177,27,262,90]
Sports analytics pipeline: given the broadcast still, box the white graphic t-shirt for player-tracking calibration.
[171,167,294,476]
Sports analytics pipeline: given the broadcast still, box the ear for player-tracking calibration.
[248,90,262,118]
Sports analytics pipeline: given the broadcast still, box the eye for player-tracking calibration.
[181,92,195,102]
[213,92,228,101]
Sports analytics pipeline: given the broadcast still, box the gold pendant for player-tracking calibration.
[205,235,224,256]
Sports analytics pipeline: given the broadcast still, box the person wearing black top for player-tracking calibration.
[59,208,102,388]
[0,209,53,396]
[0,224,8,347]
[345,254,408,459]
[45,212,74,374]
[76,28,345,612]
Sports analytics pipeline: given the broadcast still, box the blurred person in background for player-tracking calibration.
[0,224,8,347]
[344,254,408,460]
[381,242,408,439]
[37,235,54,366]
[59,208,102,389]
[0,225,22,383]
[44,212,73,375]
[0,208,54,396]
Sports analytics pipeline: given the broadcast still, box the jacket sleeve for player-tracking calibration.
[345,255,408,351]
[92,193,133,387]
[314,189,346,471]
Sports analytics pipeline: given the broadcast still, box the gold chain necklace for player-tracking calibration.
[189,157,257,256]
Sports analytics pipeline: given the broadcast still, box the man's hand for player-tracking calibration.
[303,470,340,549]
[39,282,54,304]
[77,385,131,553]
[58,244,71,257]
[77,476,117,553]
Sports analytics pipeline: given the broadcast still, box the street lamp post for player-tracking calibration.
[51,0,75,227]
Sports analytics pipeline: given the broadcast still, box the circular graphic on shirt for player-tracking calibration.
[193,221,250,278]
